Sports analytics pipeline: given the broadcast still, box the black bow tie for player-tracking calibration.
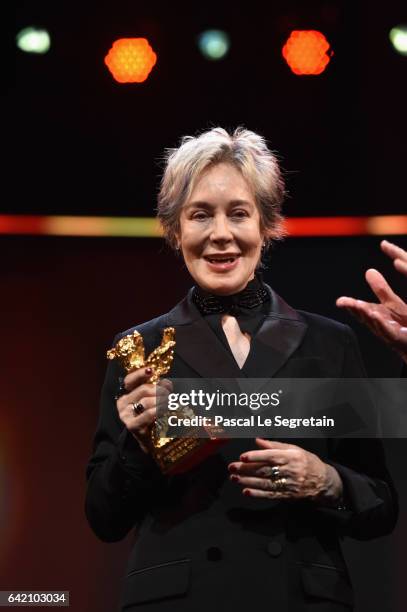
[192,274,270,316]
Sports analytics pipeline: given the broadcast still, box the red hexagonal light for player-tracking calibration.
[104,38,157,83]
[282,30,332,75]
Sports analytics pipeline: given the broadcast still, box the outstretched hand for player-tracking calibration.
[337,240,407,364]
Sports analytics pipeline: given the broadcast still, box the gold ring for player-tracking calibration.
[275,477,287,490]
[268,477,287,491]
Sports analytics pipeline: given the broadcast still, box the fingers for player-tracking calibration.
[120,403,157,441]
[117,382,160,410]
[128,404,156,431]
[158,378,174,392]
[240,442,294,463]
[229,444,327,500]
[255,438,292,450]
[229,440,293,472]
[381,240,407,276]
[119,395,155,421]
[229,458,287,476]
[336,296,366,312]
[336,244,407,357]
[381,240,407,264]
[115,369,174,455]
[394,258,407,277]
[336,297,378,335]
[129,409,157,453]
[239,449,281,463]
[122,369,173,393]
[231,474,293,492]
[229,466,292,499]
[118,375,171,408]
[361,309,393,343]
[119,400,157,454]
[338,299,407,347]
[349,302,399,342]
[336,296,382,318]
[337,290,404,332]
[365,268,403,307]
[369,311,407,345]
[117,379,170,444]
[241,488,289,499]
[123,367,155,393]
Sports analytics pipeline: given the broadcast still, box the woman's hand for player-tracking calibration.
[337,240,407,364]
[228,438,343,504]
[381,239,407,277]
[116,366,173,454]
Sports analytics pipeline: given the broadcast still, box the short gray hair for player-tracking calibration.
[157,126,286,249]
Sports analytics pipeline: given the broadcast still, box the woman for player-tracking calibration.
[85,127,397,612]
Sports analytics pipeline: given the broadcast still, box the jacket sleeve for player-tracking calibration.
[316,326,398,539]
[85,340,165,542]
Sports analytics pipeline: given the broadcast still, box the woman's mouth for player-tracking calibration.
[203,255,240,271]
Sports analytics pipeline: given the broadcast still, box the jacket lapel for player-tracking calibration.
[165,290,243,379]
[243,287,308,378]
[163,285,307,380]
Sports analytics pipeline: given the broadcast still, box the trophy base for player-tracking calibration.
[152,436,226,475]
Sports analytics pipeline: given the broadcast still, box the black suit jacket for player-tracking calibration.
[85,286,397,612]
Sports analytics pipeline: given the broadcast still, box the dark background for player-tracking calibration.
[3,1,407,611]
[10,0,407,218]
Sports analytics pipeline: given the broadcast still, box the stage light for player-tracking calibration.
[389,25,407,56]
[104,38,157,83]
[197,30,230,60]
[16,27,51,54]
[282,30,332,75]
[1,215,406,237]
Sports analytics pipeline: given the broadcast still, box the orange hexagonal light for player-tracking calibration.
[104,38,157,83]
[282,30,332,75]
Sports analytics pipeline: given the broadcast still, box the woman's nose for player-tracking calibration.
[209,214,233,243]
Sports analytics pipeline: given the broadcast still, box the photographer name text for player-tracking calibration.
[168,415,335,429]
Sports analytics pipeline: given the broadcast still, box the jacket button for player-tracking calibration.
[267,541,282,557]
[206,547,222,561]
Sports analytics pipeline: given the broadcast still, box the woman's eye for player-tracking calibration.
[192,212,209,220]
[232,210,248,218]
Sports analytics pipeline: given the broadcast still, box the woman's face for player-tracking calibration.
[177,162,264,295]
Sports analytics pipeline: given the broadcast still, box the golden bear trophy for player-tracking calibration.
[107,327,222,475]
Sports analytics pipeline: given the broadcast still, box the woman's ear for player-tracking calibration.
[172,228,179,249]
[261,231,271,249]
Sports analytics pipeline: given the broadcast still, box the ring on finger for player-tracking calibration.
[131,402,145,416]
[275,477,287,491]
[268,477,287,492]
[270,466,280,481]
[260,465,281,480]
